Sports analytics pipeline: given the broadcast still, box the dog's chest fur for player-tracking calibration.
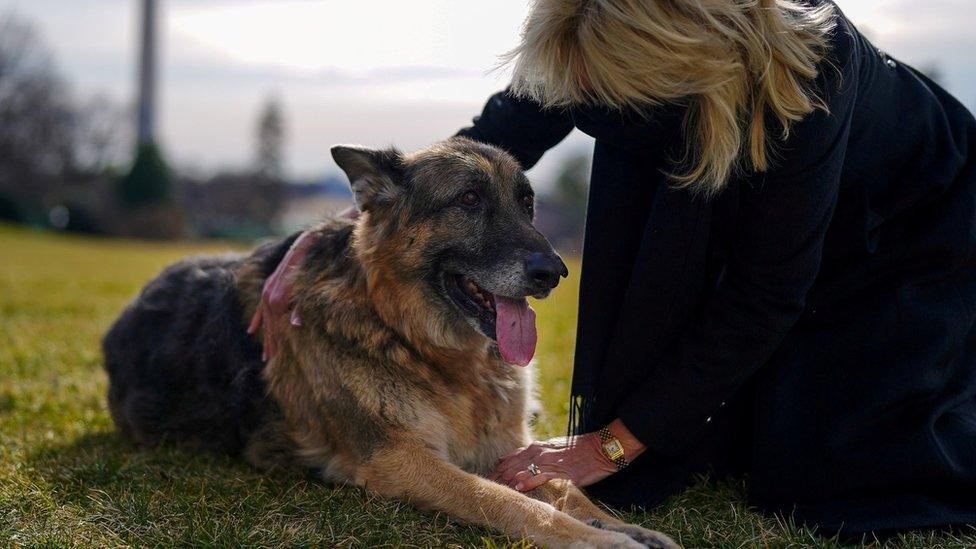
[440,356,535,476]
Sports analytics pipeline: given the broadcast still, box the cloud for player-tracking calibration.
[165,60,481,89]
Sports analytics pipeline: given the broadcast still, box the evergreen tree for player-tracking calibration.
[256,96,285,179]
[117,142,171,206]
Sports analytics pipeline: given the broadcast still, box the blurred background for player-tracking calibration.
[0,0,973,252]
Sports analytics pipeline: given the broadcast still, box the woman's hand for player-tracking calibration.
[247,207,358,360]
[490,419,646,492]
[490,433,617,492]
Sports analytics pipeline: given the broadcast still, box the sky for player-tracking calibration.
[2,0,975,188]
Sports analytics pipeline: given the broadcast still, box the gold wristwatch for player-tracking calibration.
[598,427,629,469]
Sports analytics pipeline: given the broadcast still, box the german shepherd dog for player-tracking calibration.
[103,137,677,548]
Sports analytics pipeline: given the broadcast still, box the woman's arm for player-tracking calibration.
[617,27,859,457]
[456,87,574,169]
[492,418,647,492]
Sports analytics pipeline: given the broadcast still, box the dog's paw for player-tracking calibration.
[585,520,680,549]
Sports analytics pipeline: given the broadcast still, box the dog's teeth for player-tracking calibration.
[462,278,496,312]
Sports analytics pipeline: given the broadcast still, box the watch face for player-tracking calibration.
[603,440,623,457]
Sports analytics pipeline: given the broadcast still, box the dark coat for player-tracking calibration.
[457,2,976,536]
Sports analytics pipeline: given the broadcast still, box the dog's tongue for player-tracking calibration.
[494,296,537,367]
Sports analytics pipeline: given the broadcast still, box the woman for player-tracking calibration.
[253,0,976,536]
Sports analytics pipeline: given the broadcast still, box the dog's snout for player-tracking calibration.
[526,252,567,290]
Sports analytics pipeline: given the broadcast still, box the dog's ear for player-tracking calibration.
[331,145,404,211]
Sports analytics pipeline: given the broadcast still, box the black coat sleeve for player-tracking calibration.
[456,88,574,170]
[616,28,859,457]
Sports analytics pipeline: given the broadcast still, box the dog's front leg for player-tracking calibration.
[357,441,647,549]
[528,480,679,549]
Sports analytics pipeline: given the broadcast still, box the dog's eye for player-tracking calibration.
[458,190,480,207]
[522,195,534,211]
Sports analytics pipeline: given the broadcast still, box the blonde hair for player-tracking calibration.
[503,0,837,195]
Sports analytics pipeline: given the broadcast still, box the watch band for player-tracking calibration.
[598,427,630,470]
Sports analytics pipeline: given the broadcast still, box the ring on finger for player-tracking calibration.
[527,462,541,476]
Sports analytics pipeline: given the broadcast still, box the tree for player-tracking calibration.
[532,152,591,253]
[255,95,285,179]
[73,94,129,175]
[0,14,76,221]
[117,142,171,206]
[0,12,174,235]
[552,153,590,223]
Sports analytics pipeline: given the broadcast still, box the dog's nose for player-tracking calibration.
[526,252,568,290]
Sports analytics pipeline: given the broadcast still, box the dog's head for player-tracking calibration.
[332,137,567,366]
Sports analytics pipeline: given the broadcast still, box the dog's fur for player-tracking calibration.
[103,137,677,548]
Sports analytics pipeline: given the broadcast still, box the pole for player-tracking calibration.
[137,0,157,146]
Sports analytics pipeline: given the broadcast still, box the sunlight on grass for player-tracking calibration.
[1,222,972,547]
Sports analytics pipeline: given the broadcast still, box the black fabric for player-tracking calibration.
[457,2,976,536]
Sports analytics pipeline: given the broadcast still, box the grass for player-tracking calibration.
[1,222,974,548]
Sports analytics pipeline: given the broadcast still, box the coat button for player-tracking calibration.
[705,416,713,424]
[886,58,897,68]
[719,401,727,408]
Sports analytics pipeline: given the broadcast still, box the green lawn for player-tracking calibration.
[1,222,973,547]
